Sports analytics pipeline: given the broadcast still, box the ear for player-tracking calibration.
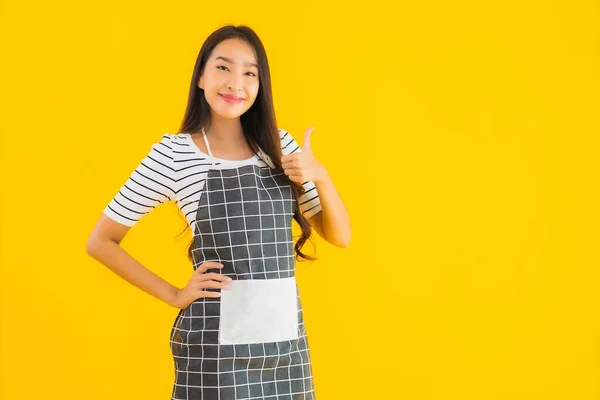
[198,75,204,89]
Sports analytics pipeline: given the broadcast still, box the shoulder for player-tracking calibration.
[278,128,300,155]
[147,133,179,159]
[153,133,176,149]
[138,133,177,176]
[278,127,292,142]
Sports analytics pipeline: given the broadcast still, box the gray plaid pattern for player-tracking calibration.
[169,164,316,399]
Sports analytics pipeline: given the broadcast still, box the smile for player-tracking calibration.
[219,94,244,104]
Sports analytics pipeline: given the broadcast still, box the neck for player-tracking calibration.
[204,117,245,143]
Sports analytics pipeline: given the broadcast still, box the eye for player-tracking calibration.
[217,65,257,77]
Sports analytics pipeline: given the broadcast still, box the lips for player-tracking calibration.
[219,94,244,103]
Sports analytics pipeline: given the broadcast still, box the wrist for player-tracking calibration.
[315,165,331,184]
[314,164,329,183]
[167,286,180,308]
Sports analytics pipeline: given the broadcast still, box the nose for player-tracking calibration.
[227,75,243,92]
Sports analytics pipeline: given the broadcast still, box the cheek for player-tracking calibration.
[203,90,219,108]
[203,75,223,93]
[202,69,223,86]
[247,82,260,99]
[202,79,224,104]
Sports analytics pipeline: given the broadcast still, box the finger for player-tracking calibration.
[195,272,233,282]
[301,126,314,152]
[282,163,302,172]
[198,290,222,298]
[281,159,301,169]
[282,167,298,176]
[281,153,299,164]
[196,279,231,290]
[195,262,223,274]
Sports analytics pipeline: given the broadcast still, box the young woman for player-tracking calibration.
[86,24,351,399]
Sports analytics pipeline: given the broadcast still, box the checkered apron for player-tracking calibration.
[169,130,316,399]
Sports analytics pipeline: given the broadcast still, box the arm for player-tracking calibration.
[280,127,352,248]
[86,215,179,307]
[86,134,179,307]
[307,171,351,247]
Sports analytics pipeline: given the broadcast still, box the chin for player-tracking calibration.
[213,109,247,119]
[212,104,251,119]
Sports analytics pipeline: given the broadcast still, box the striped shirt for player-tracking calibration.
[103,128,322,228]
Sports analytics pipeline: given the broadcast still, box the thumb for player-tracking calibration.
[302,126,314,152]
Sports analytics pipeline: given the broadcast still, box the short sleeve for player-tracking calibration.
[279,128,322,219]
[103,134,177,227]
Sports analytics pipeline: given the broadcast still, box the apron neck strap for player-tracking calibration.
[201,127,216,167]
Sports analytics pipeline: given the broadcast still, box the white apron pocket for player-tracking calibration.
[219,276,299,345]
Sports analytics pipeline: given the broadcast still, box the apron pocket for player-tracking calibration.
[219,276,299,345]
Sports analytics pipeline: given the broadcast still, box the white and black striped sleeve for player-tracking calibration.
[279,128,323,219]
[103,134,177,227]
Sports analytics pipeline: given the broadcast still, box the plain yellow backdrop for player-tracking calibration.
[1,1,600,399]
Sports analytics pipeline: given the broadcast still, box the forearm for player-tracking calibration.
[314,170,352,247]
[86,239,179,307]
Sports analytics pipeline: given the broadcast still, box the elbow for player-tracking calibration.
[85,237,99,256]
[86,235,121,257]
[86,234,107,257]
[335,232,352,248]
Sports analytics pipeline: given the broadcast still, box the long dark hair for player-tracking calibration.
[175,24,317,263]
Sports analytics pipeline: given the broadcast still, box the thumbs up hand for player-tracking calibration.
[281,127,328,183]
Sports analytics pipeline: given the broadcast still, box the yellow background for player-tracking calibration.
[1,1,599,399]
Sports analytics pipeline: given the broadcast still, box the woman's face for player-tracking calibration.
[198,38,260,120]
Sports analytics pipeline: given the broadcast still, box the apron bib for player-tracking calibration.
[169,128,315,399]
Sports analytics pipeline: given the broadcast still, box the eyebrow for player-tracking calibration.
[215,56,258,69]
